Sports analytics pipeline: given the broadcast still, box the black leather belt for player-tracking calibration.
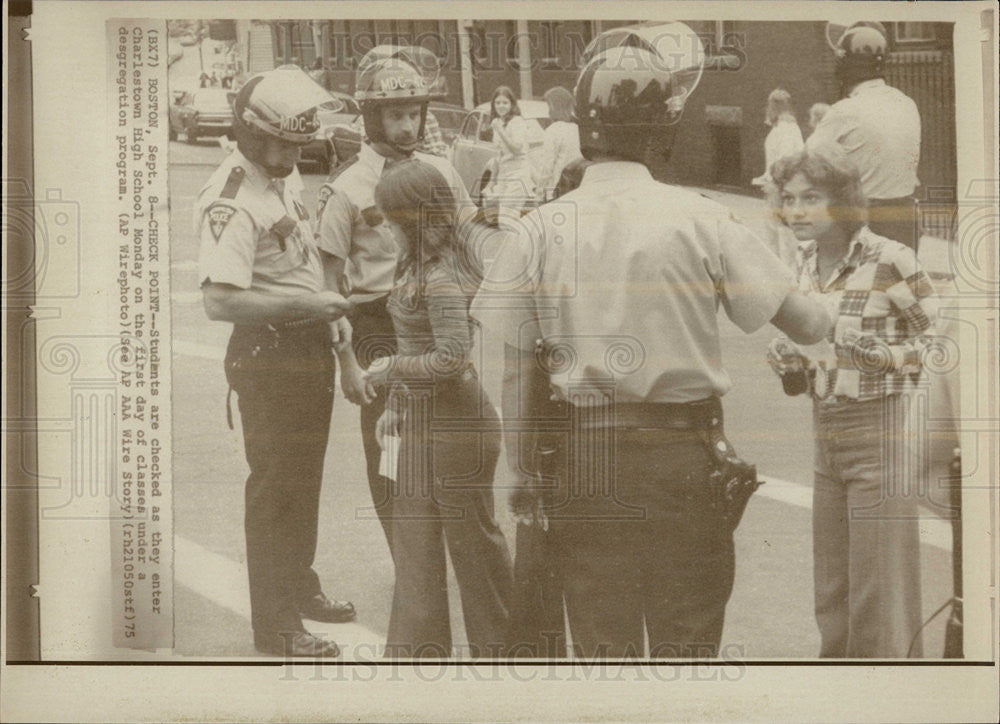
[572,398,723,430]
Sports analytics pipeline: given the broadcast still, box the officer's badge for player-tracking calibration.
[361,205,384,228]
[316,185,333,218]
[208,204,237,242]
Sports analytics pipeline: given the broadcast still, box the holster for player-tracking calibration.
[696,422,763,533]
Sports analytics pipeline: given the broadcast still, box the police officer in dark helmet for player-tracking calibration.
[196,66,357,657]
[808,21,922,249]
[493,23,831,658]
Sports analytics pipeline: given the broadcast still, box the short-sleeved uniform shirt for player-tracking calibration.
[806,79,921,200]
[196,150,324,295]
[477,161,796,404]
[314,142,473,298]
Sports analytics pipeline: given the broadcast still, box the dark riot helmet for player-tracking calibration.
[574,22,705,164]
[355,45,444,150]
[826,21,890,95]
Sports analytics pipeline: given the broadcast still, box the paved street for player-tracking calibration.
[168,139,954,659]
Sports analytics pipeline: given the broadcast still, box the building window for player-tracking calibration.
[894,22,936,43]
[540,21,560,67]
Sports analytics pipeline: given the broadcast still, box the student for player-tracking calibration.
[367,159,513,658]
[482,86,535,232]
[537,86,582,201]
[766,146,938,657]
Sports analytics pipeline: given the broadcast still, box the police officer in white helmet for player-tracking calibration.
[488,23,831,657]
[808,21,923,248]
[196,66,357,658]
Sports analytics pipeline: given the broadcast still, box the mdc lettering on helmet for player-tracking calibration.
[378,74,425,92]
[280,113,319,134]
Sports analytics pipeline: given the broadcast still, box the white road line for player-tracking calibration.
[175,535,385,656]
[753,476,953,551]
[173,338,954,553]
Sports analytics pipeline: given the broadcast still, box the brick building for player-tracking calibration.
[232,18,956,200]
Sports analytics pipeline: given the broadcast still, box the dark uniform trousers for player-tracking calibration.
[544,405,737,659]
[385,373,513,658]
[225,322,335,636]
[348,295,398,552]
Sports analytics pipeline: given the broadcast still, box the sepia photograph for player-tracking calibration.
[3,1,998,722]
[166,13,964,661]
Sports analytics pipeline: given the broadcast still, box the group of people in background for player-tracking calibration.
[197,21,941,661]
[481,84,582,231]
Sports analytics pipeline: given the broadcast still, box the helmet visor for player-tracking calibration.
[581,22,705,106]
[243,66,343,142]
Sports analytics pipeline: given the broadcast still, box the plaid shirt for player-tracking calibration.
[795,226,938,400]
[417,111,449,157]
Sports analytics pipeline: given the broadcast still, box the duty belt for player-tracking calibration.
[572,398,723,430]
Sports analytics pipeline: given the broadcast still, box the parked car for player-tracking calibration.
[448,100,551,203]
[298,91,356,174]
[326,101,468,172]
[169,88,235,143]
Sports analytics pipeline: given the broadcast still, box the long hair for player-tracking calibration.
[543,86,575,123]
[766,145,868,236]
[765,88,796,127]
[489,85,522,125]
[374,158,460,294]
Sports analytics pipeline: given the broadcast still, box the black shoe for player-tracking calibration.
[298,593,356,623]
[254,630,341,658]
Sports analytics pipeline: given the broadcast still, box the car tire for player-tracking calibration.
[186,127,198,144]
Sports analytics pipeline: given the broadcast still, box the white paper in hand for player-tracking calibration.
[378,434,401,482]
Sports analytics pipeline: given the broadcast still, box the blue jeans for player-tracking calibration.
[812,394,924,657]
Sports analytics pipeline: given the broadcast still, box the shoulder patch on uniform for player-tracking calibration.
[220,166,246,200]
[207,203,238,242]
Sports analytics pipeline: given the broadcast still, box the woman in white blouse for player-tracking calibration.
[752,88,805,187]
[482,86,535,232]
[537,86,582,202]
[756,88,806,268]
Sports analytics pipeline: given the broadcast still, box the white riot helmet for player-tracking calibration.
[233,64,339,144]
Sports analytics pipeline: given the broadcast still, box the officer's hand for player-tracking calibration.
[363,355,393,387]
[306,291,354,321]
[330,316,353,347]
[767,336,807,376]
[341,362,375,406]
[510,475,548,531]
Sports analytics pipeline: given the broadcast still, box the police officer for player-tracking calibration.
[315,46,477,552]
[808,21,922,248]
[197,66,357,658]
[488,24,832,658]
